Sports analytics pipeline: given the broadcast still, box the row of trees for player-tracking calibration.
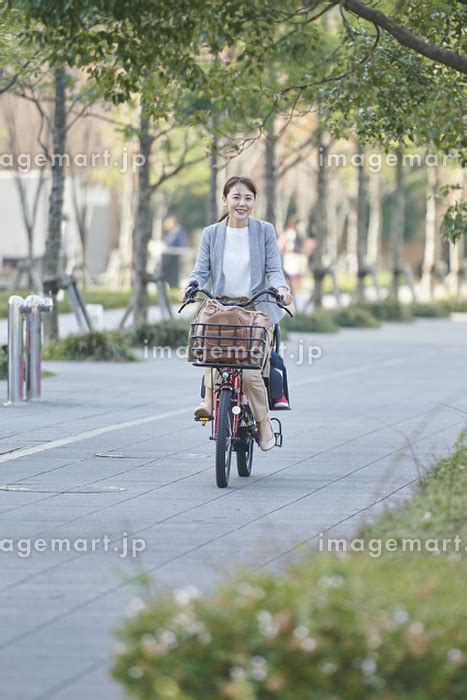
[0,1,465,336]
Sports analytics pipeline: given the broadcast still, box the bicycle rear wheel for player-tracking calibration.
[215,389,233,488]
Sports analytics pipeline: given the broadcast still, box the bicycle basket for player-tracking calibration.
[189,321,268,369]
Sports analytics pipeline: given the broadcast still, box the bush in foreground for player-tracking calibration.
[112,554,466,700]
[445,297,467,313]
[283,310,339,334]
[111,428,467,700]
[363,430,467,544]
[127,320,191,349]
[334,305,381,328]
[359,299,414,322]
[411,302,450,318]
[43,331,136,362]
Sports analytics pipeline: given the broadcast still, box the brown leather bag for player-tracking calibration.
[188,299,271,367]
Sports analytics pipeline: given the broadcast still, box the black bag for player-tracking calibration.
[267,350,291,410]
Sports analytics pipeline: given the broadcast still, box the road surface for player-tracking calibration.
[0,317,466,699]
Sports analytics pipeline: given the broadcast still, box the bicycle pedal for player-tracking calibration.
[194,416,212,424]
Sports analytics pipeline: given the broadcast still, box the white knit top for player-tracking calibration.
[222,225,251,298]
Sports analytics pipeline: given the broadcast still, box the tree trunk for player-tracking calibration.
[44,66,66,341]
[209,136,218,223]
[355,145,367,300]
[390,147,405,299]
[152,188,167,245]
[345,172,358,275]
[265,117,276,228]
[276,185,290,235]
[447,168,465,296]
[420,160,438,300]
[116,170,135,289]
[312,132,329,307]
[433,167,445,290]
[6,100,45,290]
[367,168,381,267]
[295,156,316,225]
[326,168,340,262]
[448,239,463,296]
[132,108,153,326]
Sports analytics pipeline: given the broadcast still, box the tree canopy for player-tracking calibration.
[4,1,466,244]
[6,1,465,156]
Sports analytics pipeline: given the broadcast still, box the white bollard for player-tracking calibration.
[5,294,54,405]
[5,295,29,405]
[25,295,53,401]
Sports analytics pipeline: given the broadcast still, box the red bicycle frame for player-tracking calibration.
[212,369,243,440]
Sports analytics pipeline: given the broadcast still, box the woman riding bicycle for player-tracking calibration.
[179,175,293,451]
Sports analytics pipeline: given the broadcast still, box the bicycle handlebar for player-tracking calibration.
[177,283,293,316]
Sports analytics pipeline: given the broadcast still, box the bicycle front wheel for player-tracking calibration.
[236,425,254,477]
[215,388,233,488]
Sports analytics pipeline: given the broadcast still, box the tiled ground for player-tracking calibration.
[0,317,466,699]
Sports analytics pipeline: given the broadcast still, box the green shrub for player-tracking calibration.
[59,288,134,313]
[0,347,56,379]
[57,289,157,314]
[363,430,467,543]
[334,305,380,328]
[0,289,33,319]
[411,302,450,318]
[283,310,339,334]
[322,271,392,294]
[127,320,191,349]
[112,554,467,700]
[445,297,467,313]
[0,345,7,379]
[43,331,136,362]
[359,299,414,322]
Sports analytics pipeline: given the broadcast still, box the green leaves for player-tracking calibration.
[440,199,467,243]
[6,0,466,157]
[437,183,467,243]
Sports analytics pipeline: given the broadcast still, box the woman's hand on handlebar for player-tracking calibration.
[178,281,199,303]
[178,281,209,312]
[277,287,293,306]
[178,285,293,316]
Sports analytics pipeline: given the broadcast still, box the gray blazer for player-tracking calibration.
[187,216,290,325]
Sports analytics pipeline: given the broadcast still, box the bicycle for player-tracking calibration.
[178,285,293,488]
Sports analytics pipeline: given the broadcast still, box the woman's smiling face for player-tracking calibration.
[223,182,256,227]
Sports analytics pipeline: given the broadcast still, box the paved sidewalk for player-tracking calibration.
[0,318,466,699]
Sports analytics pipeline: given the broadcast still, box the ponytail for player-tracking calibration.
[216,210,229,223]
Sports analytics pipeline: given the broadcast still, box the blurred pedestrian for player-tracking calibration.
[163,216,188,248]
[278,215,308,294]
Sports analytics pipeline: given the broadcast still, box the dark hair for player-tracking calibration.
[216,176,258,222]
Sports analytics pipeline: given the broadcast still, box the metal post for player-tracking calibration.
[25,295,53,401]
[5,295,28,405]
[62,275,93,332]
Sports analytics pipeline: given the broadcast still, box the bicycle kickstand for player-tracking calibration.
[270,417,283,447]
